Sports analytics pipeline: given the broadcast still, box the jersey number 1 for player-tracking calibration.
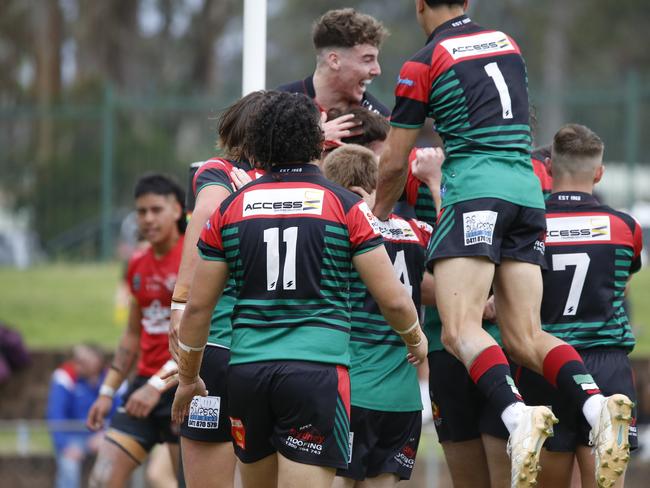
[263,227,298,291]
[484,62,513,119]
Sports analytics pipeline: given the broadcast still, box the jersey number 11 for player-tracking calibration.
[264,227,298,291]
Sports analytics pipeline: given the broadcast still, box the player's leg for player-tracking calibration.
[89,430,144,487]
[441,440,491,488]
[481,435,510,488]
[239,454,278,488]
[535,450,575,488]
[357,473,399,488]
[181,439,236,488]
[428,350,490,488]
[180,346,236,488]
[145,444,178,488]
[277,453,336,488]
[331,476,355,488]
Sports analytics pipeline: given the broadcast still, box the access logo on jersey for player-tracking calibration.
[546,216,611,243]
[242,188,324,217]
[441,31,515,60]
[463,210,498,246]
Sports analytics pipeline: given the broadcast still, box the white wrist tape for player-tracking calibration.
[171,302,186,311]
[99,384,115,398]
[161,359,177,374]
[178,340,205,353]
[147,375,166,392]
[396,319,420,336]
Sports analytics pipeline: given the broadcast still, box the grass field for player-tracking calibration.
[0,262,649,355]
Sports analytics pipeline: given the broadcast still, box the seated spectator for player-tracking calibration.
[46,344,116,488]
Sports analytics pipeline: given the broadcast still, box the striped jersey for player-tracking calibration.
[198,164,384,366]
[190,158,264,348]
[542,192,643,350]
[349,215,431,412]
[390,15,543,209]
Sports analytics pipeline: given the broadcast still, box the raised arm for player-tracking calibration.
[373,127,420,220]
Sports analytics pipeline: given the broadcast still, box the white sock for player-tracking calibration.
[582,394,606,429]
[501,402,525,435]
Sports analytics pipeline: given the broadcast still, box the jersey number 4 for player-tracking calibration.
[552,253,591,316]
[484,62,513,120]
[263,227,298,291]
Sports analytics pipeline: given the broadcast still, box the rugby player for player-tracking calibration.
[323,145,431,487]
[168,91,266,488]
[515,124,641,488]
[171,91,427,488]
[278,8,390,145]
[87,174,185,486]
[531,145,553,200]
[372,1,632,486]
[411,148,511,488]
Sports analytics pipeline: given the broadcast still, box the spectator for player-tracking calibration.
[0,322,30,384]
[46,344,115,488]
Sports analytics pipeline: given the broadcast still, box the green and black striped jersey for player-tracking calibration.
[542,192,643,350]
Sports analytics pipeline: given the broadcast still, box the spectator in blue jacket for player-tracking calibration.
[47,344,116,488]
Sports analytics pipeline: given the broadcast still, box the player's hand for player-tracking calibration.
[86,395,113,431]
[349,187,376,210]
[169,309,182,362]
[159,367,180,393]
[322,113,363,144]
[125,384,161,418]
[483,295,497,322]
[406,333,428,366]
[411,147,445,187]
[171,377,207,424]
[230,168,253,191]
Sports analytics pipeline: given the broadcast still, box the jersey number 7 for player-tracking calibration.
[551,252,591,316]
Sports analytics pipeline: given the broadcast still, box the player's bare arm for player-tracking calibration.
[172,259,229,423]
[352,245,428,364]
[169,185,231,361]
[374,127,420,219]
[86,299,141,431]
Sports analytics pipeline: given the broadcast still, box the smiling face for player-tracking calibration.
[331,44,381,104]
[135,193,181,249]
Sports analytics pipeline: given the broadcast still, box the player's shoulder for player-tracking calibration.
[127,245,152,268]
[276,78,310,96]
[198,157,234,174]
[361,92,390,117]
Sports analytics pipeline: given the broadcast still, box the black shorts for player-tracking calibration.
[227,360,351,469]
[336,406,421,481]
[180,345,231,443]
[515,348,638,452]
[427,198,546,268]
[428,350,508,443]
[110,375,179,451]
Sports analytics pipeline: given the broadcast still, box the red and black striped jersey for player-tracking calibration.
[126,237,183,376]
[390,15,543,210]
[542,192,643,350]
[198,164,384,367]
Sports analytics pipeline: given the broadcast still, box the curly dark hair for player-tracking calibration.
[312,9,388,50]
[245,91,324,171]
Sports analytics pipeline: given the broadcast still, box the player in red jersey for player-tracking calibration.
[87,174,185,486]
[168,91,266,488]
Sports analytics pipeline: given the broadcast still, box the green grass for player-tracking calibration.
[0,262,124,348]
[0,262,649,354]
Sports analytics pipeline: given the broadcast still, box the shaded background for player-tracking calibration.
[1,0,649,263]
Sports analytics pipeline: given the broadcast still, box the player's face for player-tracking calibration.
[335,44,381,103]
[135,193,181,247]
